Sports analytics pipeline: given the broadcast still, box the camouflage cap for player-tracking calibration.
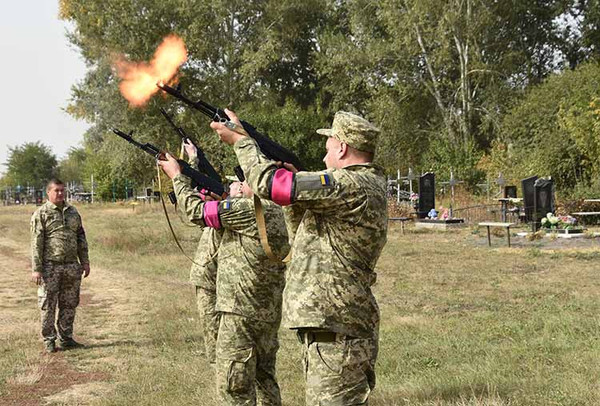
[316,111,380,153]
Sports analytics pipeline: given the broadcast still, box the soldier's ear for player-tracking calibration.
[339,142,349,158]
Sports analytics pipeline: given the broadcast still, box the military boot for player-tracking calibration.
[58,338,84,350]
[44,341,56,353]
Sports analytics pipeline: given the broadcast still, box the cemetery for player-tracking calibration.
[387,169,600,249]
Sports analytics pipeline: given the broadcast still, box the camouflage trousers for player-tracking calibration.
[196,286,220,364]
[38,262,82,343]
[297,330,378,406]
[216,313,281,406]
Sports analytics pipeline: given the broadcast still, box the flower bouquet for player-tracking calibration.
[540,213,582,233]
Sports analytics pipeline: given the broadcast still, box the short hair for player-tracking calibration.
[347,144,374,162]
[46,178,65,191]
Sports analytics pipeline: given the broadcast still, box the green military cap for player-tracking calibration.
[316,111,380,153]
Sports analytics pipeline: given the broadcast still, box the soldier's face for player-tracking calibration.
[323,137,343,169]
[47,184,65,205]
[229,181,253,198]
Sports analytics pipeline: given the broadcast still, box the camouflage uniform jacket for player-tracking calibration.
[185,154,223,288]
[234,137,388,338]
[190,227,222,288]
[173,174,289,323]
[31,201,89,273]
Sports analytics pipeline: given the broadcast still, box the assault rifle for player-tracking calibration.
[111,128,227,198]
[157,82,306,172]
[159,108,222,182]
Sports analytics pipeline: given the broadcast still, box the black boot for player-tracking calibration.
[58,338,84,350]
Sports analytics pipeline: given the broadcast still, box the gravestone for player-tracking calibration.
[418,173,435,219]
[533,178,555,231]
[521,176,538,223]
[504,186,517,198]
[35,190,43,205]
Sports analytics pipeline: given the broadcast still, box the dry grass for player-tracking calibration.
[1,204,600,405]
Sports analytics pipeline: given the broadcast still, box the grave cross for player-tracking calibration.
[407,168,415,194]
[439,171,462,218]
[496,172,506,196]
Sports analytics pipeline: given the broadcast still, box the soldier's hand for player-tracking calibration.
[158,153,182,179]
[82,263,90,278]
[277,161,298,173]
[183,140,197,159]
[202,191,222,201]
[210,109,245,145]
[31,271,42,285]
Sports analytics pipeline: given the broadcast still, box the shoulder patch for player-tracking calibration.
[296,172,335,191]
[221,198,232,211]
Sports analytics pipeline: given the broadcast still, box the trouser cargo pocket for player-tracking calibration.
[226,347,254,394]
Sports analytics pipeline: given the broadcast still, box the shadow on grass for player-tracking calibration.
[83,339,140,350]
[374,381,513,405]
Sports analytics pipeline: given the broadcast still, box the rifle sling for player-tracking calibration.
[253,194,292,264]
[157,163,202,266]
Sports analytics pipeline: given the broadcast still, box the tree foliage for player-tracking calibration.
[482,62,600,190]
[54,0,600,197]
[4,142,57,188]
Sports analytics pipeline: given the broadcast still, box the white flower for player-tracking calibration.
[546,212,553,219]
[541,218,548,225]
[549,217,559,225]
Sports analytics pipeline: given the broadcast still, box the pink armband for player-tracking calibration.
[203,201,221,229]
[271,168,294,206]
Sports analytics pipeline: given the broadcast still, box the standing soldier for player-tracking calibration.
[183,142,223,364]
[159,156,290,406]
[212,110,388,405]
[31,179,90,353]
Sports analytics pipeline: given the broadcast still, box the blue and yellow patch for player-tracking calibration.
[222,199,231,210]
[295,172,334,191]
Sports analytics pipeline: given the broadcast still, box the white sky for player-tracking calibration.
[0,1,89,175]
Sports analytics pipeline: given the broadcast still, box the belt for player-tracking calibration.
[297,330,354,344]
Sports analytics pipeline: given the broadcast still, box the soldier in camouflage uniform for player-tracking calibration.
[211,110,388,405]
[159,156,290,406]
[190,227,222,363]
[184,142,223,364]
[31,179,90,353]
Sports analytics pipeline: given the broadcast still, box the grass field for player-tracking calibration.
[1,203,600,405]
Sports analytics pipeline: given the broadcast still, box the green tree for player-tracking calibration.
[59,0,329,197]
[4,142,57,188]
[57,147,87,184]
[484,62,600,190]
[313,0,574,181]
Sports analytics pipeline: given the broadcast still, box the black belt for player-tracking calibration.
[297,330,355,344]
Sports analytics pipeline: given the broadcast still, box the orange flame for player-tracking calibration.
[115,34,187,107]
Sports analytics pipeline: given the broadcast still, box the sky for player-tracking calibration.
[0,1,89,175]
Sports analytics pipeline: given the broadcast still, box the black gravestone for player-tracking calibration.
[418,173,435,219]
[504,186,517,198]
[533,178,555,231]
[35,190,43,205]
[521,176,538,223]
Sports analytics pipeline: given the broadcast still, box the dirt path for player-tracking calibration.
[0,236,156,405]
